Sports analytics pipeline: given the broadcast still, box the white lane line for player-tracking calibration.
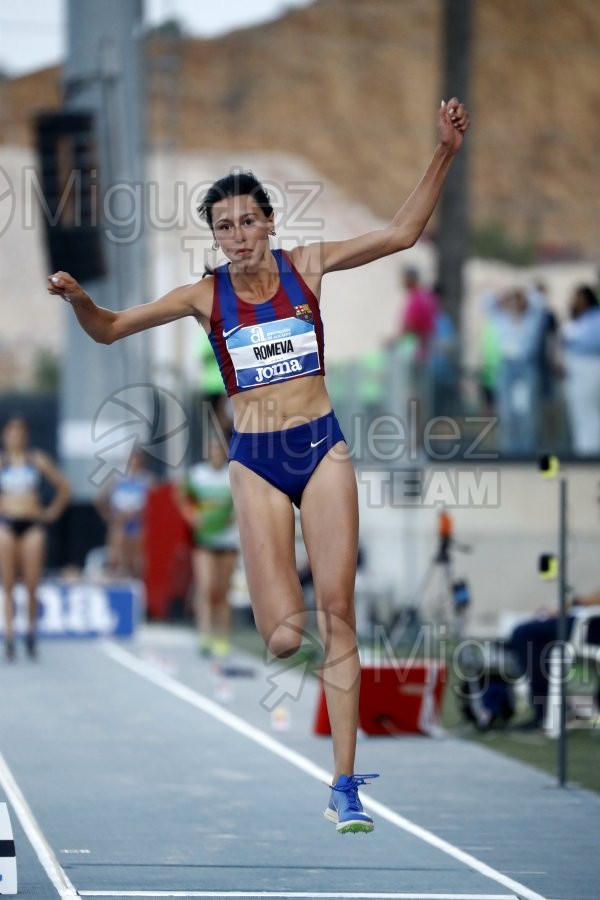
[101,642,547,900]
[79,893,519,898]
[0,752,79,899]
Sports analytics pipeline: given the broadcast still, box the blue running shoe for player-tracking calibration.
[323,773,379,834]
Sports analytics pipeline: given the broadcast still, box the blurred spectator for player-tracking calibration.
[480,317,502,418]
[430,283,459,417]
[177,436,238,658]
[393,267,438,437]
[532,281,561,447]
[96,449,154,578]
[508,589,600,729]
[560,285,600,456]
[484,288,545,455]
[0,415,70,659]
[397,267,438,363]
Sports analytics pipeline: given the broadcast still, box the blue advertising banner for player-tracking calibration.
[0,580,143,638]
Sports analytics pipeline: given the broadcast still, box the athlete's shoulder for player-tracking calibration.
[285,244,323,303]
[288,242,324,274]
[184,275,217,325]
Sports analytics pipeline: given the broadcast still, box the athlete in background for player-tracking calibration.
[0,416,71,659]
[96,448,154,578]
[48,98,469,832]
[177,436,238,658]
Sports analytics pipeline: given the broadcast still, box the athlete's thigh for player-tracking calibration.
[0,526,17,585]
[229,461,303,632]
[299,444,359,607]
[18,526,47,588]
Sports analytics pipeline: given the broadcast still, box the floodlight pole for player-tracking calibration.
[438,0,472,332]
[60,0,148,498]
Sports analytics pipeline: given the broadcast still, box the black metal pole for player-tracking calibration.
[557,476,568,787]
[438,0,473,332]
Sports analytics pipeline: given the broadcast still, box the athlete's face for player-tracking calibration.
[211,195,273,269]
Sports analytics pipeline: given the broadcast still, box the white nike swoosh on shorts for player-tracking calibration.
[310,437,328,448]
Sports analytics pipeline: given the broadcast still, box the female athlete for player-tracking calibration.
[0,416,71,659]
[48,98,469,833]
[96,448,154,577]
[177,436,238,659]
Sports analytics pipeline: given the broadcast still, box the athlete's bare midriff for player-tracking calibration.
[0,490,43,520]
[229,375,332,432]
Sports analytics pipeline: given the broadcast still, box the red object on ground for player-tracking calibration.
[143,484,192,619]
[313,660,447,736]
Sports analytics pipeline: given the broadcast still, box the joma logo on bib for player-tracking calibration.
[254,358,303,383]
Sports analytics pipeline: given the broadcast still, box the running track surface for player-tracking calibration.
[0,625,599,900]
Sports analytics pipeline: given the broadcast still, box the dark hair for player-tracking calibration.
[575,285,599,311]
[2,414,28,432]
[197,171,274,231]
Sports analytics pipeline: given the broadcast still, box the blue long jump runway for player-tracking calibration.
[0,627,599,899]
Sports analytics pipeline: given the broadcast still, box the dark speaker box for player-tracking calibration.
[35,111,106,281]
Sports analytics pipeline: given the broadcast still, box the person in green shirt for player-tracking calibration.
[177,437,238,658]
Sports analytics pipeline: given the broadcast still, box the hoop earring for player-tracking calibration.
[212,240,219,251]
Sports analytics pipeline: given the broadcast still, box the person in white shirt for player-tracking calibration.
[561,285,600,456]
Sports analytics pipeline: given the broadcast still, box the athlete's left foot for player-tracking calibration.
[324,773,379,834]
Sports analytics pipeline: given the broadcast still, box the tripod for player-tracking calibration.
[388,537,472,648]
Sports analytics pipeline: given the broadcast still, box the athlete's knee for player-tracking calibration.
[262,619,305,659]
[319,594,356,629]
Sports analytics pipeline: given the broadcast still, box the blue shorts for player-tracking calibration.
[228,409,346,507]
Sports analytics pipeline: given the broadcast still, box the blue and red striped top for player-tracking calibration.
[208,249,326,397]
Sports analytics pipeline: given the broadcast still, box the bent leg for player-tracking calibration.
[229,462,305,658]
[300,444,360,781]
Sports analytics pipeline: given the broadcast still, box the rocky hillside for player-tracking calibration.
[1,0,598,258]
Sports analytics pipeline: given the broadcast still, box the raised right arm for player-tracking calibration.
[47,271,213,344]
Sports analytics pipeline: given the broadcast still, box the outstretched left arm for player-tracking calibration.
[296,98,469,276]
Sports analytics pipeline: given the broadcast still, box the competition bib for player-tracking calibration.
[226,317,321,390]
